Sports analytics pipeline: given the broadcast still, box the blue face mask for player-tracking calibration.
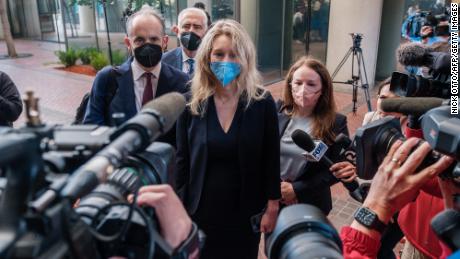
[210,62,241,87]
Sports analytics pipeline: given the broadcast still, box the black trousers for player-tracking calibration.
[198,225,260,259]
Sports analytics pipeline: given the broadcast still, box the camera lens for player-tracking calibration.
[266,204,342,259]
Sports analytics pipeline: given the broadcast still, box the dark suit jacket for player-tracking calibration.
[176,93,281,218]
[83,58,189,147]
[162,47,183,71]
[0,71,22,126]
[277,103,349,215]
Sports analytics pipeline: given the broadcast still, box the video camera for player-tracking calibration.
[392,42,451,98]
[352,99,460,253]
[353,105,459,180]
[409,10,450,38]
[0,92,197,258]
[266,204,342,259]
[350,33,363,49]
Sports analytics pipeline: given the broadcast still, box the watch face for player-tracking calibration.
[355,208,377,226]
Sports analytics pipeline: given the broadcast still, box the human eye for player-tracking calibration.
[134,37,145,45]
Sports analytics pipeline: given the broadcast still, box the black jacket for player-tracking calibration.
[176,93,281,218]
[83,58,189,147]
[0,71,22,126]
[277,103,349,215]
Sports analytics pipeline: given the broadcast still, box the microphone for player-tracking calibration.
[380,97,447,117]
[397,42,433,67]
[61,92,186,201]
[291,129,363,202]
[397,42,450,75]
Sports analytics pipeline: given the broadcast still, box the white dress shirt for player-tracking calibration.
[131,59,161,112]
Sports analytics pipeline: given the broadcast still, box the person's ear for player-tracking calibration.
[172,25,179,36]
[124,36,132,52]
[162,35,169,52]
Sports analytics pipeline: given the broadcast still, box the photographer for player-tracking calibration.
[341,138,454,258]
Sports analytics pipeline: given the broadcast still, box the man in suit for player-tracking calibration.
[162,7,208,76]
[84,5,188,147]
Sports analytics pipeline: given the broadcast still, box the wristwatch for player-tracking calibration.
[353,207,387,233]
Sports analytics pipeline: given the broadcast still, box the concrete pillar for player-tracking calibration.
[78,5,96,33]
[326,0,384,88]
[23,0,41,38]
[375,0,405,80]
[240,0,257,42]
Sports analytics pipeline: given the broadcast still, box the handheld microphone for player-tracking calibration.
[380,97,447,117]
[291,129,363,202]
[61,92,186,201]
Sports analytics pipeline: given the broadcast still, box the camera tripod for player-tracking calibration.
[331,33,372,113]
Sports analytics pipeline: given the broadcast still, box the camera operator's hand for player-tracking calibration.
[421,25,434,38]
[280,181,298,205]
[351,138,454,238]
[330,161,357,183]
[260,199,279,233]
[133,185,192,249]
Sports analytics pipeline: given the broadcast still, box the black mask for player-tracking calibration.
[134,43,163,68]
[180,31,202,51]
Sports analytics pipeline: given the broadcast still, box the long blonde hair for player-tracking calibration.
[189,19,266,116]
[282,57,337,145]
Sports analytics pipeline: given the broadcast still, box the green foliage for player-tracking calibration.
[68,0,92,6]
[77,47,99,65]
[55,48,78,67]
[112,50,127,66]
[91,52,109,71]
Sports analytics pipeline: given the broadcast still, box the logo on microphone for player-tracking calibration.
[304,140,329,162]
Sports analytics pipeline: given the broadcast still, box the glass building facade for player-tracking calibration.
[5,0,333,83]
[6,0,448,84]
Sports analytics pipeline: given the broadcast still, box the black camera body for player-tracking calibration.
[390,71,450,99]
[0,124,176,258]
[353,108,460,180]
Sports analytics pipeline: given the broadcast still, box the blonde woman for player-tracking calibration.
[175,19,280,258]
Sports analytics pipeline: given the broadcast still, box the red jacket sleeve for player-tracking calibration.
[340,227,381,259]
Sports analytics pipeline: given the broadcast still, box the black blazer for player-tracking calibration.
[176,93,281,218]
[277,103,349,215]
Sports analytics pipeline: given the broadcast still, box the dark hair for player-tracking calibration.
[282,56,337,145]
[376,77,392,95]
[126,5,166,36]
[193,2,206,9]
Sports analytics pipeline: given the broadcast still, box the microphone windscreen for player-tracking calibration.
[292,129,316,152]
[142,92,186,132]
[397,42,433,67]
[380,97,444,117]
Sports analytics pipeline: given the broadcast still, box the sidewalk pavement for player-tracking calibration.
[1,39,379,232]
